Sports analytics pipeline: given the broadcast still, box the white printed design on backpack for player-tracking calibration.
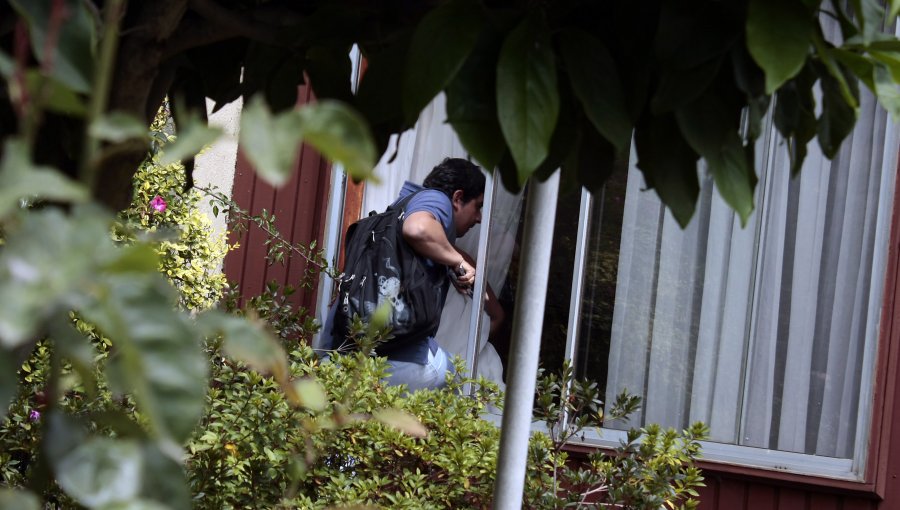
[377,276,409,323]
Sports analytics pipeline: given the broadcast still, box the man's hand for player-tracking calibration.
[453,259,476,294]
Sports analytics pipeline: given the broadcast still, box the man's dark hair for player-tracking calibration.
[422,158,486,202]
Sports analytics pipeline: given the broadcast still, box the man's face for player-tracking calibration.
[452,191,484,237]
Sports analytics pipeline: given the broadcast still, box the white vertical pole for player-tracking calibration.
[492,170,560,509]
[463,170,495,394]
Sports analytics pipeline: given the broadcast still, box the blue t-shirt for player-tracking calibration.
[386,182,454,363]
[326,182,454,364]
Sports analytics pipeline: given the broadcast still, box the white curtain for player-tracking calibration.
[604,84,898,458]
[361,94,523,387]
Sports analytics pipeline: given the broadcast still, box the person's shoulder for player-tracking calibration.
[407,189,451,212]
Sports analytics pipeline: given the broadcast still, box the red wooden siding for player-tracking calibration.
[223,84,332,317]
[696,474,878,510]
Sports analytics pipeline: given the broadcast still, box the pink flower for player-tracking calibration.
[29,409,40,422]
[150,195,167,213]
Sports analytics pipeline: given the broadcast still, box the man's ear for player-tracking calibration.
[451,190,464,209]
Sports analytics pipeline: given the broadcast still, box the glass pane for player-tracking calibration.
[585,91,896,461]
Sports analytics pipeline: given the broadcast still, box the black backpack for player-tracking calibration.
[331,191,448,354]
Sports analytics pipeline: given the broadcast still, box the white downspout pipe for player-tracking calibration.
[492,170,560,509]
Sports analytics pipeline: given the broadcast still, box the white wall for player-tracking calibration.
[192,98,242,244]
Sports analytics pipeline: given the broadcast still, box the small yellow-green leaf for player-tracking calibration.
[292,378,328,412]
[373,408,428,438]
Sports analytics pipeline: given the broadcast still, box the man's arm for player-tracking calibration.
[402,211,475,285]
[457,248,505,334]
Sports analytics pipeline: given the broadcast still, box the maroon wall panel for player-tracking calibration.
[696,471,879,510]
[224,84,332,319]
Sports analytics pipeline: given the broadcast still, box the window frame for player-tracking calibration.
[538,143,900,490]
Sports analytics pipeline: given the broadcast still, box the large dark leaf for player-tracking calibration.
[9,0,95,93]
[746,0,814,93]
[815,62,859,158]
[558,29,632,152]
[305,45,354,103]
[651,57,724,114]
[241,43,306,113]
[496,18,560,184]
[634,114,701,227]
[774,62,817,174]
[446,30,507,171]
[355,33,413,153]
[571,120,617,196]
[402,0,485,124]
[676,93,756,224]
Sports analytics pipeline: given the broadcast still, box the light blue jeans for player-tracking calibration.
[384,346,455,392]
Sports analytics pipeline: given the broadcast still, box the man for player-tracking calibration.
[327,157,501,391]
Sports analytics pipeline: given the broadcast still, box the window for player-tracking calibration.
[324,80,898,481]
[524,87,898,479]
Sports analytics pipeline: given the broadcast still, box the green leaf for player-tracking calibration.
[402,0,485,123]
[870,50,900,83]
[0,207,110,347]
[812,29,859,109]
[746,0,814,93]
[774,62,817,174]
[90,112,148,143]
[102,244,160,274]
[25,71,87,116]
[9,0,95,93]
[56,438,142,508]
[675,92,756,225]
[633,114,700,228]
[0,138,89,218]
[709,138,757,226]
[373,408,429,438]
[83,275,207,443]
[446,31,507,171]
[295,100,377,181]
[159,110,223,166]
[815,62,859,158]
[136,442,191,510]
[0,354,16,421]
[851,0,885,45]
[293,378,328,412]
[201,312,289,383]
[51,316,99,398]
[239,95,304,187]
[891,0,900,19]
[831,49,876,91]
[497,18,560,184]
[874,64,900,120]
[99,501,171,510]
[651,57,724,114]
[558,29,632,152]
[0,489,41,510]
